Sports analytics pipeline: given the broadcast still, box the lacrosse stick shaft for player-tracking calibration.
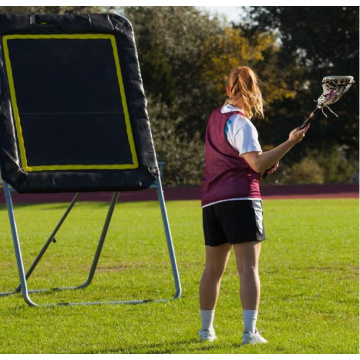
[300,106,319,129]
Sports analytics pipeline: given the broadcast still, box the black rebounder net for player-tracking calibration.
[0,14,158,193]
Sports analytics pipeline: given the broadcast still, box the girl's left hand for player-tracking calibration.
[266,161,279,175]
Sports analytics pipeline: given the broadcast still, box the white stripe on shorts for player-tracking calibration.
[251,199,264,236]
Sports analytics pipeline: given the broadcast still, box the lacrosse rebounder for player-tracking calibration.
[0,14,181,306]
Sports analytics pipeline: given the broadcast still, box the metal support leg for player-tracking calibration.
[156,175,182,299]
[74,191,119,289]
[2,181,36,306]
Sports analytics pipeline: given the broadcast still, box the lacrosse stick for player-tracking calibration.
[262,75,355,179]
[299,75,355,129]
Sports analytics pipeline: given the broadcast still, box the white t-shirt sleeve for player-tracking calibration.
[225,114,262,155]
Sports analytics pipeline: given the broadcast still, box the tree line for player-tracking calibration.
[1,6,358,185]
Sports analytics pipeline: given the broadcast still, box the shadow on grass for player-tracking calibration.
[82,337,267,354]
[84,338,229,354]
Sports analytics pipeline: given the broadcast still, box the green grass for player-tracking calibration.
[0,198,358,354]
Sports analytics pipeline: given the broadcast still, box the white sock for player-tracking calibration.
[243,310,258,334]
[200,309,215,331]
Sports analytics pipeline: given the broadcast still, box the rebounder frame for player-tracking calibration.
[0,14,182,306]
[0,173,182,306]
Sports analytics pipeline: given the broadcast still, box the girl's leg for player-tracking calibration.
[233,240,267,343]
[233,241,262,310]
[199,242,232,340]
[199,242,232,310]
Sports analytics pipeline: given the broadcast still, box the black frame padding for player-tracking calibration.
[0,14,158,193]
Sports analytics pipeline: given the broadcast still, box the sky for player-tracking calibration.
[197,6,246,24]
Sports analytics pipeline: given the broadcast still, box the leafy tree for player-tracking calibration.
[124,6,224,137]
[147,96,204,186]
[201,27,298,113]
[123,7,228,184]
[284,157,326,184]
[242,7,359,164]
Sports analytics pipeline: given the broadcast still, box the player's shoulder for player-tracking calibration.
[229,113,255,133]
[222,104,247,124]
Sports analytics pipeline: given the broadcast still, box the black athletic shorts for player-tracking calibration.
[202,200,266,247]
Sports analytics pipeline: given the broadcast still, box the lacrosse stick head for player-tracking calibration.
[317,75,355,108]
[300,75,355,128]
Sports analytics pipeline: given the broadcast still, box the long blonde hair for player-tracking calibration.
[226,66,264,119]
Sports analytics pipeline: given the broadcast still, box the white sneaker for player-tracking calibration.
[199,328,217,342]
[242,329,268,345]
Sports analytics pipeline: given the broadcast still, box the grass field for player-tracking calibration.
[0,198,358,354]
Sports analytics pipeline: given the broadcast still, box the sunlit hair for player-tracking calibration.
[226,66,264,119]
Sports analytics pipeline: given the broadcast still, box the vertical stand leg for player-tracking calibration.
[3,181,36,306]
[75,191,120,289]
[156,176,182,299]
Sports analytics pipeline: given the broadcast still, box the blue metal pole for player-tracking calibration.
[155,175,182,299]
[3,182,36,306]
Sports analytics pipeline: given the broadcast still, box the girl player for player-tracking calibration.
[199,66,310,344]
